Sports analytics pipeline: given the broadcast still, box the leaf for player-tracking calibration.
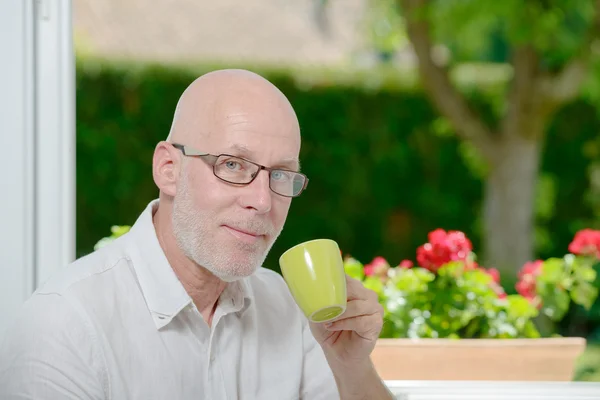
[573,259,597,283]
[93,225,131,250]
[380,317,399,338]
[343,257,365,281]
[571,281,599,310]
[541,287,571,321]
[523,320,542,339]
[363,276,385,295]
[110,225,131,236]
[506,295,539,320]
[437,261,467,279]
[413,267,436,283]
[466,268,493,285]
[539,258,566,284]
[393,268,433,292]
[459,311,479,332]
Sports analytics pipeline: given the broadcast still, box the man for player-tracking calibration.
[0,69,394,399]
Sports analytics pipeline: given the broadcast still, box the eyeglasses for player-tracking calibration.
[172,143,309,198]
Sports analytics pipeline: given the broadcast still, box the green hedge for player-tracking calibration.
[76,60,599,265]
[77,62,600,270]
[76,61,485,264]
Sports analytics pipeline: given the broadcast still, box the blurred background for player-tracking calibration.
[4,0,600,383]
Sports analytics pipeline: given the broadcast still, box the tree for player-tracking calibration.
[320,0,600,273]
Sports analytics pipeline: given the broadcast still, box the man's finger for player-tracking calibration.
[328,299,378,323]
[324,314,383,341]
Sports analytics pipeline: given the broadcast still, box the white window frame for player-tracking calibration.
[0,0,75,338]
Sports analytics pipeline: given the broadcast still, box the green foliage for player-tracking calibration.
[364,0,408,57]
[574,344,600,381]
[343,257,365,281]
[411,0,596,69]
[538,255,600,321]
[343,227,599,339]
[345,257,542,339]
[93,225,131,251]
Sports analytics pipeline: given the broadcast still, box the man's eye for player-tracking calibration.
[224,160,243,170]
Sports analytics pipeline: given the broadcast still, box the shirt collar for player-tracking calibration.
[125,199,252,329]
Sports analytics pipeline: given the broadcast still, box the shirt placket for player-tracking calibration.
[207,307,228,400]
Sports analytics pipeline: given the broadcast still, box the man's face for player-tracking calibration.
[171,97,301,282]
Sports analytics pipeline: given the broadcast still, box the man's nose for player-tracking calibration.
[239,170,272,214]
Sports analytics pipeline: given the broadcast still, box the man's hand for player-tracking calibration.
[309,275,384,363]
[309,275,394,399]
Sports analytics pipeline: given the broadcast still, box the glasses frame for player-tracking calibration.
[171,143,309,198]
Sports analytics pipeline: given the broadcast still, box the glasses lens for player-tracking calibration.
[270,170,306,197]
[214,155,258,184]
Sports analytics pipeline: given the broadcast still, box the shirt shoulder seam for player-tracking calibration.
[38,255,130,297]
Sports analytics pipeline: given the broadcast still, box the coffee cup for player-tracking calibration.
[279,239,347,323]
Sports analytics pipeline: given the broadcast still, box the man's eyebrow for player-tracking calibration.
[277,157,301,172]
[226,143,301,171]
[227,143,254,158]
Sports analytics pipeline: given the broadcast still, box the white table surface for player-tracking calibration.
[385,380,600,400]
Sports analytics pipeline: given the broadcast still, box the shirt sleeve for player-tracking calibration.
[0,292,106,400]
[299,317,340,400]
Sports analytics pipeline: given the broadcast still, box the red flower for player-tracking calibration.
[519,260,543,279]
[399,259,413,269]
[482,267,500,284]
[568,229,600,259]
[364,256,390,277]
[516,260,543,301]
[416,229,473,272]
[516,280,536,300]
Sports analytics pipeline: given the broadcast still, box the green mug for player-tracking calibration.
[279,239,347,323]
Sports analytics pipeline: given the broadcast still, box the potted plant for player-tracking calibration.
[343,228,600,381]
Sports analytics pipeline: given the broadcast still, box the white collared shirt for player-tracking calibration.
[0,200,339,399]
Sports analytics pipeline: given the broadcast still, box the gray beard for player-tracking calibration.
[171,171,281,282]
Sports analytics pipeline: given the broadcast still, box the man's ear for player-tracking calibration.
[152,141,180,197]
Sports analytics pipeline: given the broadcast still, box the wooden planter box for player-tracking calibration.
[370,337,586,381]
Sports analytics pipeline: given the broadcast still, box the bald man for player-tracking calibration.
[0,70,394,400]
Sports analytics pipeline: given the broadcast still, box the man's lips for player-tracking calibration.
[223,225,265,244]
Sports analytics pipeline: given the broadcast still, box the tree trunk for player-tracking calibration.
[483,134,542,273]
[396,0,598,275]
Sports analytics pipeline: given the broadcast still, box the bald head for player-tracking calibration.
[166,69,300,148]
[153,69,303,282]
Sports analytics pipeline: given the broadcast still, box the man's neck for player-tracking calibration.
[153,204,227,326]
